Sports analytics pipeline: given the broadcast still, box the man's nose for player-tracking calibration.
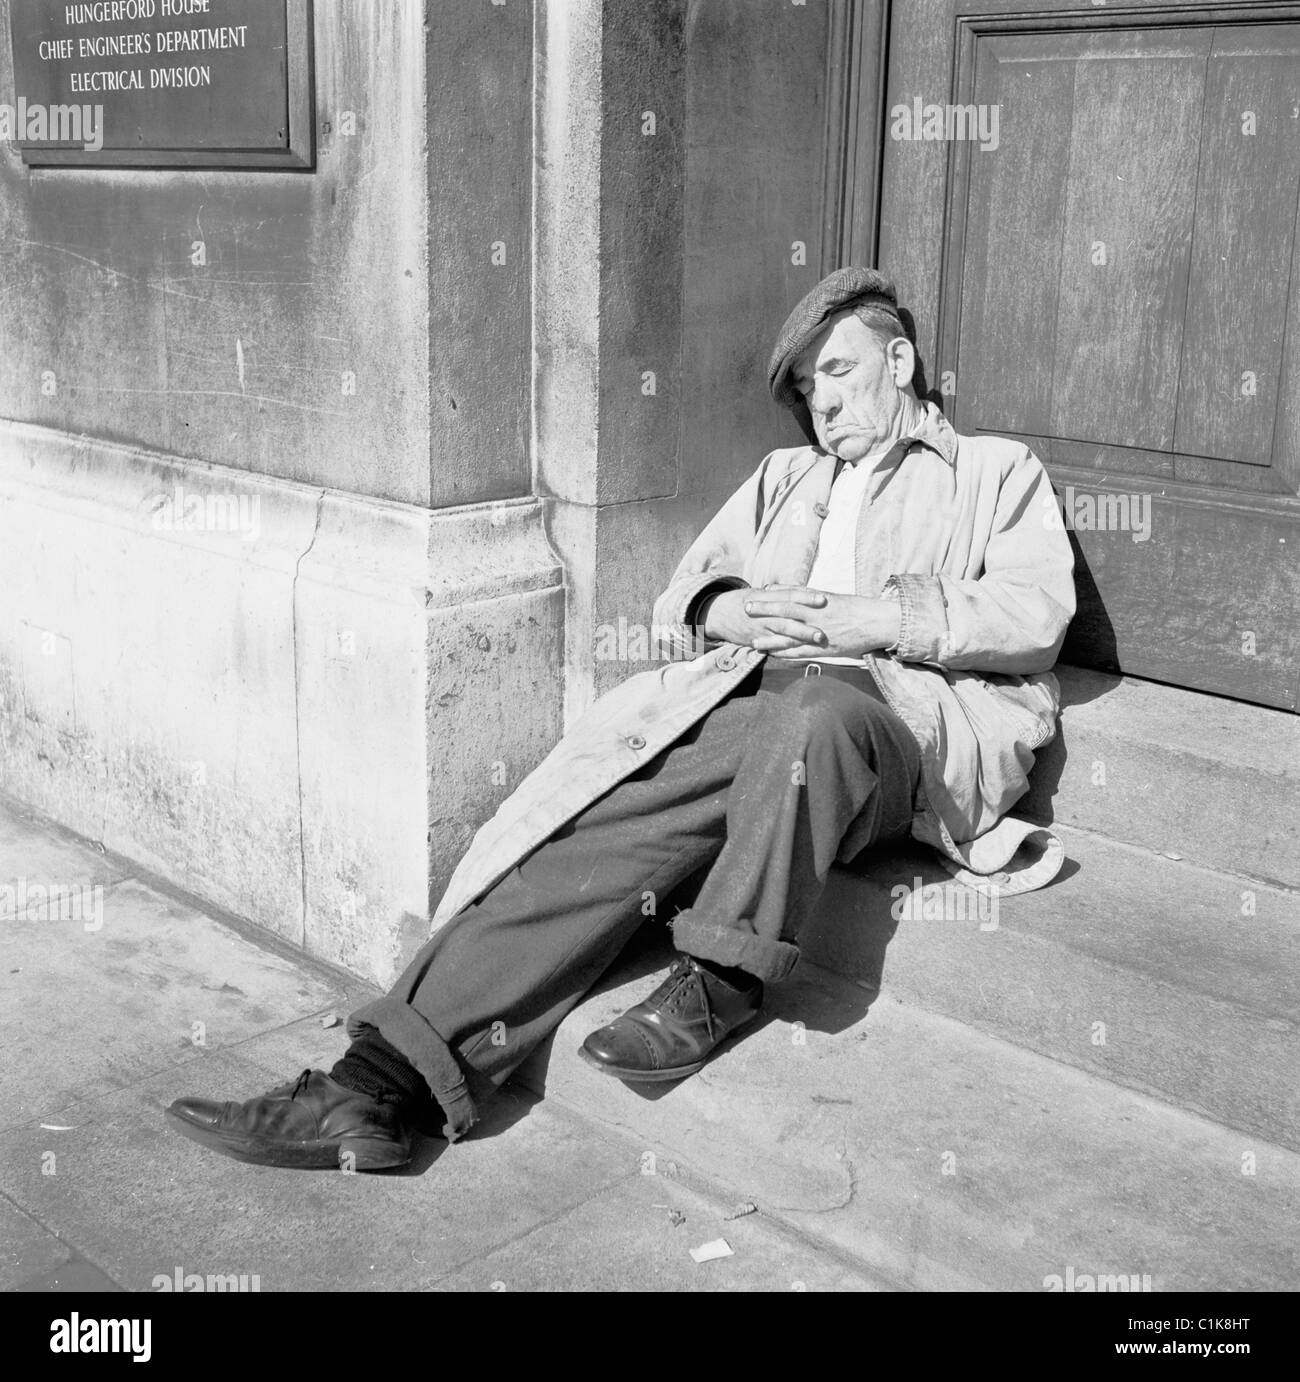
[812,381,839,417]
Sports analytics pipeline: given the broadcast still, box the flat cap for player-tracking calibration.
[767,266,900,410]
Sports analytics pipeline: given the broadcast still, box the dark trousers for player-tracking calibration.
[350,662,921,1138]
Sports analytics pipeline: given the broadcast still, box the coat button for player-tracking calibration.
[716,651,736,670]
[626,733,647,750]
[813,502,829,518]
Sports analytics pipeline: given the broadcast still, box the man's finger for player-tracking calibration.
[752,634,810,652]
[745,599,831,622]
[752,626,828,651]
[759,586,828,607]
[754,617,827,643]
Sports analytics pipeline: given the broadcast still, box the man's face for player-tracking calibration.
[790,311,909,460]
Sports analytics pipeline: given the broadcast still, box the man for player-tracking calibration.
[167,268,1076,1170]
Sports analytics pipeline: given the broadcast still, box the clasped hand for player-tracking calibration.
[702,586,900,662]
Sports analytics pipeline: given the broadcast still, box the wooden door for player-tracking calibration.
[854,0,1300,710]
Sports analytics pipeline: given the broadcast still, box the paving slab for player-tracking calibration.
[431,1158,886,1292]
[0,875,347,1131]
[0,796,132,890]
[0,1196,80,1291]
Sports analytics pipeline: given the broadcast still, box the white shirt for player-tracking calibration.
[805,440,899,666]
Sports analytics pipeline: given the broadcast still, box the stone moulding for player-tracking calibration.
[0,420,567,986]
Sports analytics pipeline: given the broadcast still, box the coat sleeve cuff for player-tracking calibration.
[883,573,950,664]
[655,572,750,659]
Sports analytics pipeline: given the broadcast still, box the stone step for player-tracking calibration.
[1022,666,1300,889]
[519,955,1300,1291]
[800,825,1300,1151]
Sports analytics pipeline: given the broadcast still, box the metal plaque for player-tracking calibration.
[5,0,313,168]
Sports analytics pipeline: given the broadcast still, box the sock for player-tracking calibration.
[692,954,762,992]
[331,1027,431,1110]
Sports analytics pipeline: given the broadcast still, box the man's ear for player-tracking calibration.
[886,337,917,391]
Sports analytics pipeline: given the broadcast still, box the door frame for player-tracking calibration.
[820,0,893,274]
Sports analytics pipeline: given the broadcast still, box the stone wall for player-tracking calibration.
[0,1,563,986]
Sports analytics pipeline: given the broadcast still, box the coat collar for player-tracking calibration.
[904,401,959,466]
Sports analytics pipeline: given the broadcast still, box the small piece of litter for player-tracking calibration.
[724,1202,757,1220]
[667,1209,686,1227]
[321,1013,342,1028]
[39,1124,73,1132]
[689,1238,734,1264]
[1162,851,1184,861]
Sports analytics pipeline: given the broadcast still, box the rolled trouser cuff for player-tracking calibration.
[669,909,801,983]
[346,997,478,1142]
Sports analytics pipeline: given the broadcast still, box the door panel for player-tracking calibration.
[1176,26,1300,475]
[1044,31,1206,458]
[871,0,1300,709]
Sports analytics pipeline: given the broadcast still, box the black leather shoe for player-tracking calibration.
[579,955,763,1082]
[166,1069,412,1170]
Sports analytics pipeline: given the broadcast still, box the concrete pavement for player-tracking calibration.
[3,792,1297,1292]
[0,797,884,1293]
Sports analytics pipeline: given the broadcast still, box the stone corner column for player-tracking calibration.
[534,0,689,724]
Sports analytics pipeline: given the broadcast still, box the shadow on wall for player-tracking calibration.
[1022,531,1122,824]
[1060,529,1121,676]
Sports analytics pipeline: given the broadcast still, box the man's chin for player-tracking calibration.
[821,431,879,461]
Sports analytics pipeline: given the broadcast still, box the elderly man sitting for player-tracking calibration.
[167,268,1076,1170]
